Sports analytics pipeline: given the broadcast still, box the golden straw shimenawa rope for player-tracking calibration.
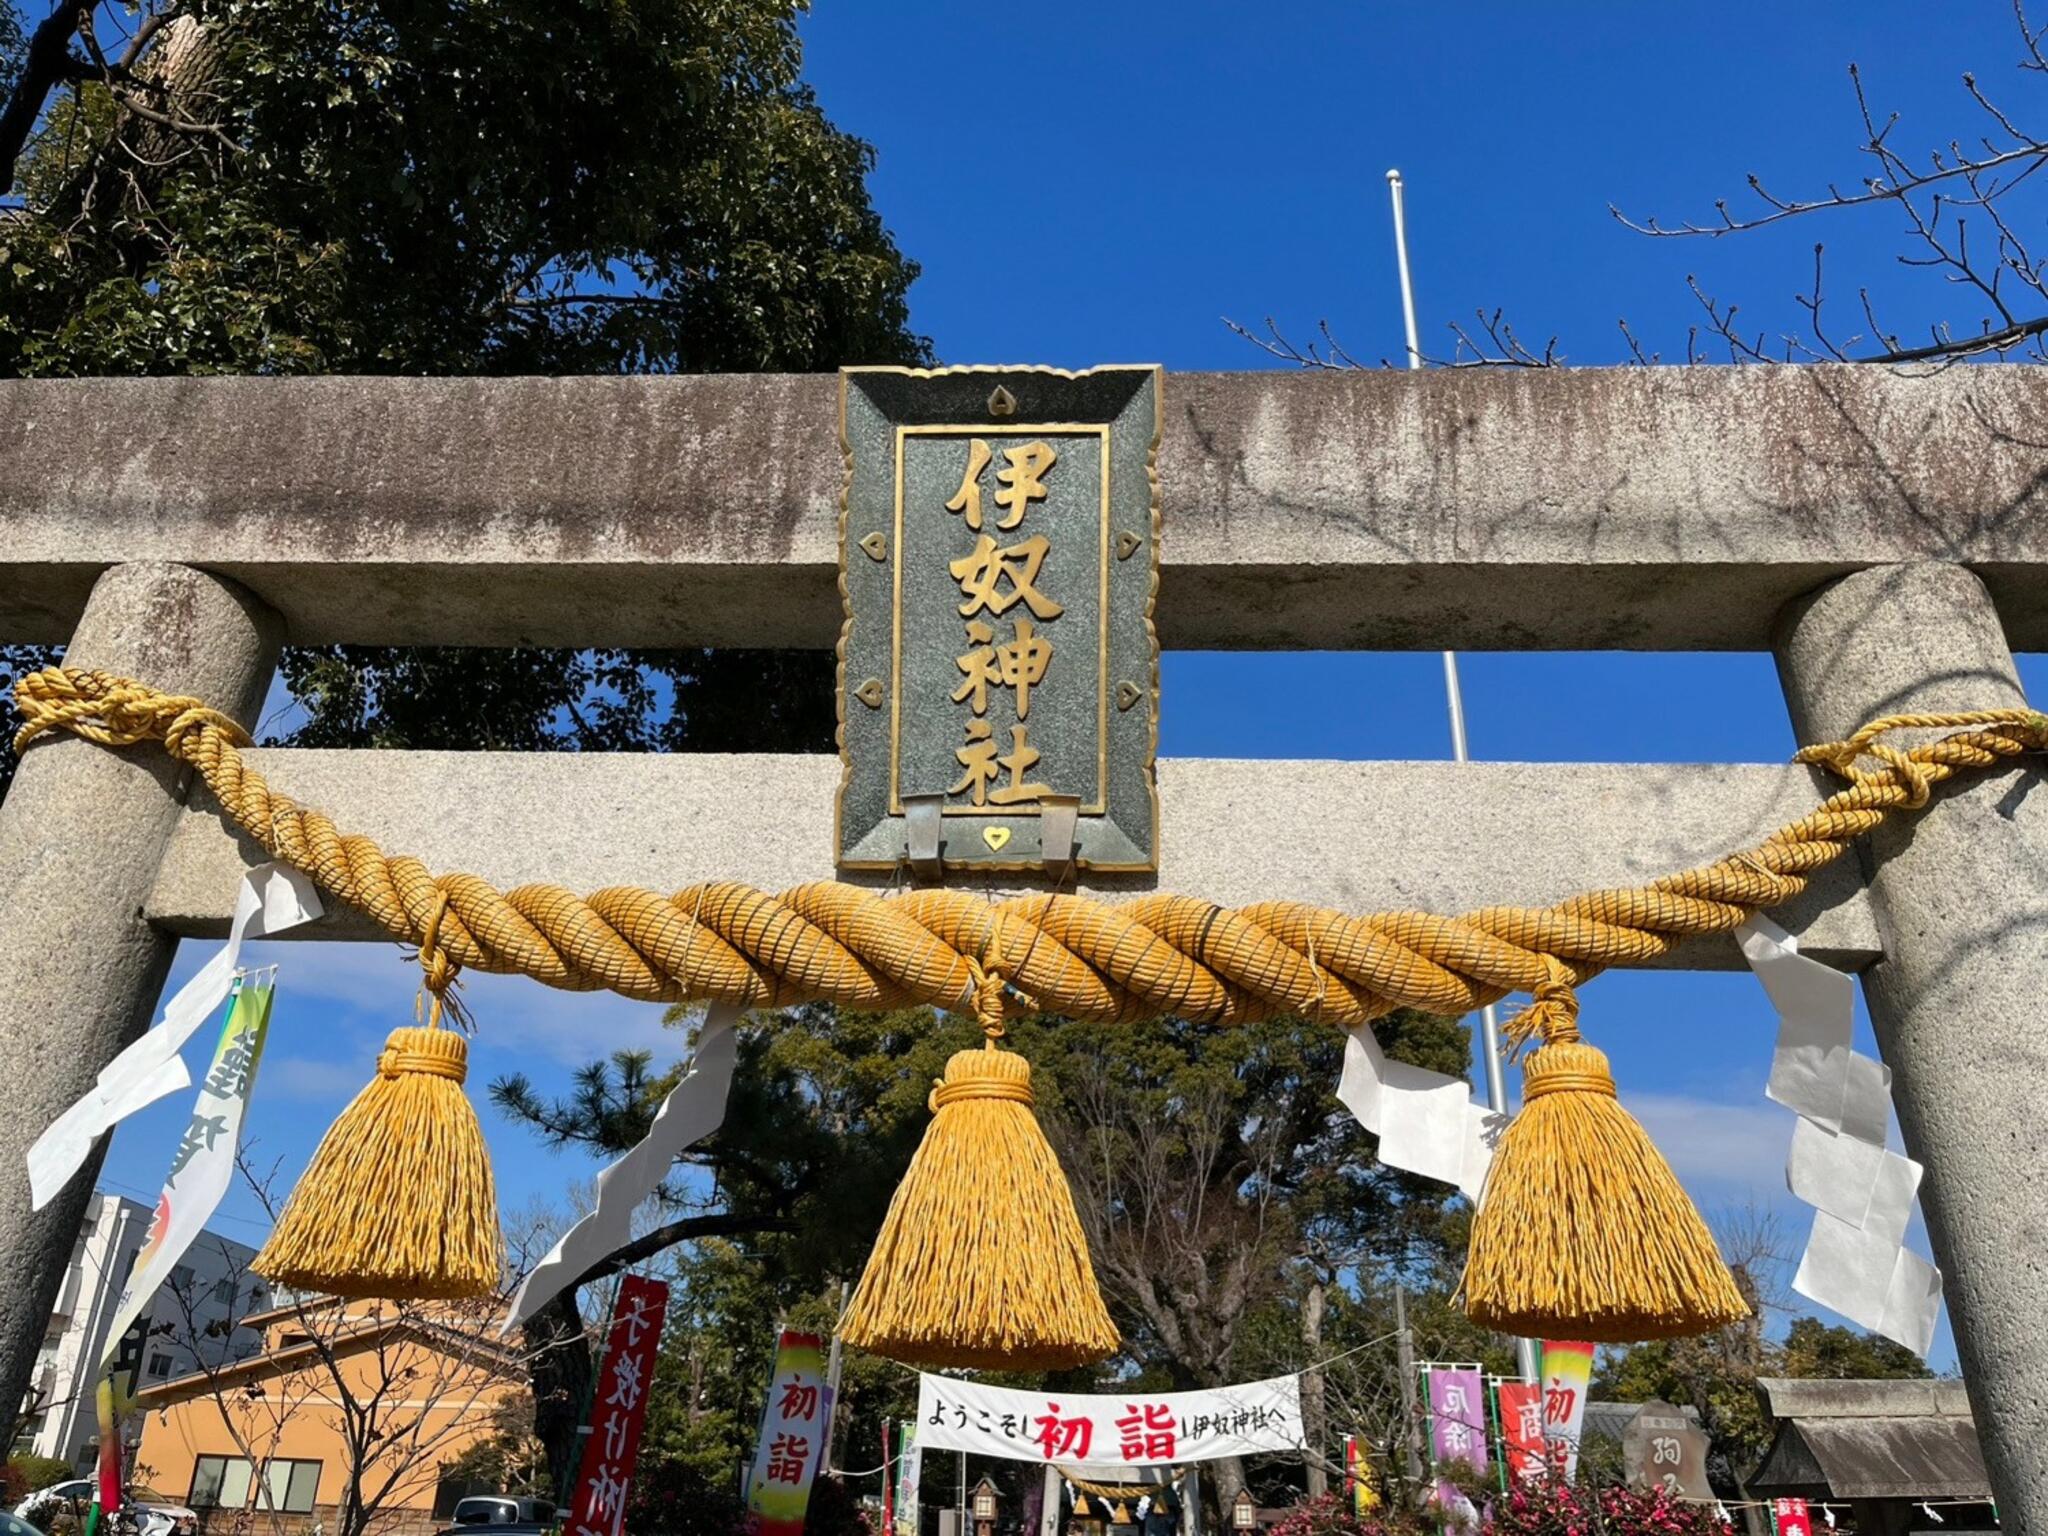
[15,667,2047,1031]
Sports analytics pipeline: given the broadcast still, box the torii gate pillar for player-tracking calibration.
[1776,561,2048,1519]
[0,562,280,1433]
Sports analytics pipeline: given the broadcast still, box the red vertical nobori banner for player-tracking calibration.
[567,1275,671,1536]
[881,1420,895,1536]
[1774,1499,1813,1536]
[1495,1382,1546,1484]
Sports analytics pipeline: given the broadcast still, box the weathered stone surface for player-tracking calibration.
[1775,563,2048,1522]
[0,564,279,1456]
[6,366,2048,648]
[147,749,1877,968]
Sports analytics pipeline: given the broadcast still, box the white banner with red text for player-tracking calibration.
[914,1373,1304,1466]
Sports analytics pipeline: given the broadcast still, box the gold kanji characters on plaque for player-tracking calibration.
[949,534,1064,621]
[945,437,1057,532]
[943,438,1063,810]
[841,366,1158,872]
[950,720,1053,807]
[953,617,1052,719]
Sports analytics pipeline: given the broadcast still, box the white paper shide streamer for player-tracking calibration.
[1738,916,1941,1355]
[28,863,321,1209]
[503,1002,745,1332]
[1336,1025,1503,1205]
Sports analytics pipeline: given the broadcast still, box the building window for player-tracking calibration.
[146,1351,173,1379]
[190,1456,254,1509]
[210,1277,236,1305]
[260,1460,322,1515]
[169,1264,196,1297]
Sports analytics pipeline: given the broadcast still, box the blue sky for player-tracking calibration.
[92,2,2048,1370]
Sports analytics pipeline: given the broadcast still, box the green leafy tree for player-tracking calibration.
[1599,1331,1774,1485]
[1779,1314,1932,1382]
[435,1390,551,1503]
[2,0,925,376]
[0,0,926,778]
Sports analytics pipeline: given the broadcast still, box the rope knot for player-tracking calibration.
[964,908,1012,1042]
[409,890,470,1031]
[1798,736,1933,808]
[10,669,250,758]
[161,703,251,759]
[1504,958,1581,1054]
[965,957,1007,1040]
[1791,708,2048,811]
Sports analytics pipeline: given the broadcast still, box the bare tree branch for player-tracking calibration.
[1610,7,2048,365]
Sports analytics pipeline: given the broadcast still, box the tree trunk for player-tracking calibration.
[1300,1279,1327,1499]
[338,1462,369,1536]
[1207,1457,1245,1533]
[35,11,230,226]
[128,14,225,167]
[523,1289,594,1501]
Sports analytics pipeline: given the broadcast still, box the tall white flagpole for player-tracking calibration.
[1386,168,1542,1387]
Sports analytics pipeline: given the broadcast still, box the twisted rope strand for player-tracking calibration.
[16,667,2046,1031]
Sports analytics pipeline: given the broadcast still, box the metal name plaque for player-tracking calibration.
[837,365,1160,874]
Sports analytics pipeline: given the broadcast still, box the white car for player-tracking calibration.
[14,1483,194,1536]
[13,1483,91,1524]
[127,1492,198,1536]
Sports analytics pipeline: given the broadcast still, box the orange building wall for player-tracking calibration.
[135,1304,519,1536]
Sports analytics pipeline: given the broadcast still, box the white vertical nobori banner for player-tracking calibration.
[1537,1340,1594,1483]
[747,1331,830,1536]
[893,1422,922,1536]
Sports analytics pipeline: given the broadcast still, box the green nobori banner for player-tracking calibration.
[99,979,276,1386]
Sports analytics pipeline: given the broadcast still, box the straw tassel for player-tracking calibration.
[1462,961,1749,1342]
[254,903,502,1299]
[839,926,1119,1370]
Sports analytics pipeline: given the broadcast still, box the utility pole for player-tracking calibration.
[1386,167,1541,1388]
[824,1280,850,1471]
[1392,1283,1425,1488]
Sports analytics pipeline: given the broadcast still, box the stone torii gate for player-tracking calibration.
[1,366,2045,1519]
